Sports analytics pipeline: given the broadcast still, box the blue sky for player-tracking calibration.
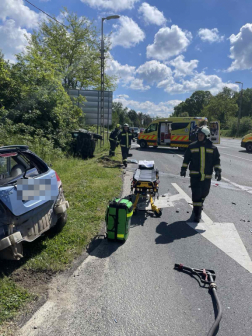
[0,0,252,116]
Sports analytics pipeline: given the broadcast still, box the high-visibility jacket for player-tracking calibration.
[109,128,120,143]
[182,139,221,181]
[118,131,133,148]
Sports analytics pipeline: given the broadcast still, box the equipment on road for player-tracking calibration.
[106,198,133,242]
[131,161,162,217]
[137,117,220,150]
[174,264,223,336]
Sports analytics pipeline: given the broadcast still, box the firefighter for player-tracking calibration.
[109,124,121,157]
[118,123,133,167]
[180,126,221,222]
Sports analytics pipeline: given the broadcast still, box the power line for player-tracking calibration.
[24,0,69,30]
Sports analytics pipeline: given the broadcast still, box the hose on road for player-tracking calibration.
[174,264,223,336]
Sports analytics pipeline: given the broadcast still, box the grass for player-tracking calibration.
[0,278,32,325]
[0,143,123,327]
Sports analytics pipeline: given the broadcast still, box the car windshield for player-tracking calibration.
[134,128,139,131]
[0,151,45,187]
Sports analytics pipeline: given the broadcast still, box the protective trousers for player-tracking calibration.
[109,140,116,156]
[121,146,129,165]
[190,178,211,215]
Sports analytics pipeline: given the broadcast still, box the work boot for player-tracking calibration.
[193,206,202,223]
[123,161,127,168]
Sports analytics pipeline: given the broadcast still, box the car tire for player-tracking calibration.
[140,140,147,149]
[246,143,252,153]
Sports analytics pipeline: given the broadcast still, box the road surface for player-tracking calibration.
[19,138,252,336]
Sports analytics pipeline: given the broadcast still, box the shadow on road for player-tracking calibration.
[89,239,122,259]
[131,210,150,227]
[239,150,252,155]
[155,221,198,244]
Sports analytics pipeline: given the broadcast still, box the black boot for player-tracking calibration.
[193,206,202,223]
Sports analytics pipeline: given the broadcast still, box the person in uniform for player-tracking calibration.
[118,123,133,167]
[180,126,221,222]
[109,124,121,157]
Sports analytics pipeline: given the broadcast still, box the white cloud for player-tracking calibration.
[147,25,192,60]
[227,23,252,71]
[114,96,182,117]
[129,78,150,91]
[138,2,168,26]
[80,0,139,12]
[136,60,172,84]
[106,54,136,85]
[0,0,40,29]
[111,16,145,48]
[117,94,129,99]
[198,28,224,43]
[169,55,199,77]
[159,72,239,95]
[0,20,30,62]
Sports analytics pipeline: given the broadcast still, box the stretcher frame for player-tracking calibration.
[131,167,162,217]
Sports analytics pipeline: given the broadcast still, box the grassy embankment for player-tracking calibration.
[0,141,123,329]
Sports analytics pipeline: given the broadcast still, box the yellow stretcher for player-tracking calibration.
[130,161,162,217]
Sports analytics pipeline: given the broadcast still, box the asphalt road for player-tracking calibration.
[19,138,252,336]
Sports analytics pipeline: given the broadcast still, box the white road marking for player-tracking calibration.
[172,183,252,273]
[216,146,228,149]
[222,152,252,162]
[176,154,184,159]
[222,177,252,194]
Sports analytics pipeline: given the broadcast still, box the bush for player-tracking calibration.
[225,117,252,137]
[0,124,64,163]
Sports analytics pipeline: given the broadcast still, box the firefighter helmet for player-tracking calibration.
[198,126,210,139]
[116,124,121,128]
[124,123,129,127]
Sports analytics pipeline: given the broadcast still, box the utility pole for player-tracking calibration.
[100,15,120,146]
[235,81,243,137]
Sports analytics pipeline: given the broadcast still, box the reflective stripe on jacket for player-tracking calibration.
[109,129,120,142]
[182,139,221,181]
[118,131,132,148]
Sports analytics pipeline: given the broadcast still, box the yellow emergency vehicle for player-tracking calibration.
[137,117,220,149]
[241,133,252,152]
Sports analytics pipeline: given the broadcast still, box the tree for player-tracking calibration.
[173,91,212,117]
[202,90,238,125]
[112,102,130,127]
[234,88,252,118]
[128,109,138,126]
[0,50,83,148]
[27,8,116,91]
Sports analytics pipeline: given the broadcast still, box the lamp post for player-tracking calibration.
[100,15,120,145]
[235,81,243,137]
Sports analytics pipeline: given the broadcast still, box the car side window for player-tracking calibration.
[145,124,157,133]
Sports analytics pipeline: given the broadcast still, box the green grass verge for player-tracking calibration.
[0,278,32,325]
[0,145,122,327]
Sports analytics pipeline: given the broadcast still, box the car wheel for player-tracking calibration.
[140,140,147,148]
[246,143,252,153]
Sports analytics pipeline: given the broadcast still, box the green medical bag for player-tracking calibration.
[106,198,133,241]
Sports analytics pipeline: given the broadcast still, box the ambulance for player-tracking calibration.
[137,117,220,149]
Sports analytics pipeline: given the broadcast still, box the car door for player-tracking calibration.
[209,121,220,144]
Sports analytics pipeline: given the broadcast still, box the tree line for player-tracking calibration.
[112,102,153,128]
[172,88,252,136]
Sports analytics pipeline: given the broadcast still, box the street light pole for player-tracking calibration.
[100,15,120,146]
[235,81,243,137]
